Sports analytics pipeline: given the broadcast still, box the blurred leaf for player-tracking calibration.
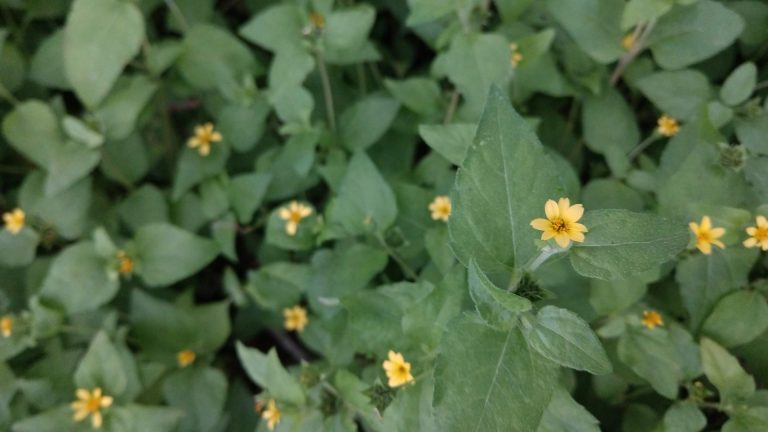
[0,228,39,267]
[720,62,757,106]
[700,337,756,403]
[236,343,305,405]
[702,290,768,348]
[340,94,400,151]
[662,401,706,432]
[536,387,600,432]
[228,172,271,224]
[545,0,623,63]
[418,123,475,166]
[177,24,258,91]
[73,332,128,398]
[468,259,531,328]
[163,367,227,432]
[636,70,712,120]
[618,326,683,399]
[581,87,638,176]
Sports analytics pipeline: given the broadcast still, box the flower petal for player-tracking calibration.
[563,203,584,222]
[554,234,571,248]
[544,200,559,220]
[697,241,712,255]
[569,231,585,242]
[530,218,551,231]
[701,216,711,230]
[744,237,758,248]
[710,227,726,238]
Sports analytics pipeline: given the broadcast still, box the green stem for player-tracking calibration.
[376,233,419,281]
[444,90,460,124]
[627,133,660,160]
[315,50,337,133]
[0,81,19,106]
[163,0,190,32]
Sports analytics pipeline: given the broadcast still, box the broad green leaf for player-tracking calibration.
[177,24,257,91]
[662,401,706,432]
[163,367,227,432]
[385,77,442,117]
[590,278,647,316]
[217,101,270,153]
[93,74,158,141]
[536,387,600,432]
[433,316,559,432]
[63,0,144,107]
[0,228,39,267]
[29,30,69,90]
[340,94,400,151]
[73,332,128,398]
[39,242,119,314]
[322,6,376,54]
[617,327,683,399]
[11,406,79,432]
[20,172,92,240]
[521,306,612,375]
[544,0,623,63]
[728,1,768,46]
[2,100,61,167]
[44,140,100,196]
[722,407,768,432]
[235,343,305,405]
[648,0,744,70]
[133,223,219,287]
[245,262,306,309]
[700,337,756,403]
[418,123,475,166]
[131,290,230,355]
[109,405,183,432]
[261,131,319,201]
[118,185,170,232]
[745,157,768,202]
[636,70,712,120]
[380,373,438,432]
[172,141,230,201]
[702,290,768,348]
[238,4,304,52]
[212,212,237,261]
[468,259,531,328]
[720,62,757,106]
[228,172,271,224]
[100,134,150,186]
[569,209,688,280]
[735,114,768,156]
[324,152,398,238]
[448,87,565,275]
[406,0,473,25]
[581,87,638,176]
[622,0,674,30]
[582,179,644,212]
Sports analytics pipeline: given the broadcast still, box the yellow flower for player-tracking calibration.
[744,215,768,251]
[382,350,414,388]
[3,208,25,235]
[509,43,523,67]
[1,316,13,338]
[71,387,113,429]
[116,251,134,275]
[689,216,726,255]
[530,198,588,248]
[657,115,680,137]
[187,122,222,156]
[621,33,635,50]
[309,11,325,29]
[262,399,281,431]
[641,310,663,329]
[177,349,196,368]
[278,201,312,236]
[283,305,308,332]
[429,196,451,222]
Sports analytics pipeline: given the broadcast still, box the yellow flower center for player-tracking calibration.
[3,208,25,235]
[1,316,13,337]
[429,196,452,221]
[177,350,196,368]
[116,251,134,275]
[550,218,568,233]
[754,227,768,241]
[657,115,680,137]
[621,33,635,50]
[283,305,308,332]
[641,310,663,329]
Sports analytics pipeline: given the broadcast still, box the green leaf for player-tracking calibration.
[522,306,612,375]
[93,74,158,141]
[20,172,92,240]
[536,387,600,432]
[385,77,442,117]
[582,179,644,212]
[636,70,712,120]
[29,30,69,90]
[238,4,304,52]
[340,94,400,151]
[648,0,744,70]
[324,152,398,238]
[723,407,768,432]
[700,337,756,403]
[44,140,100,196]
[735,114,768,155]
[0,228,39,267]
[235,343,305,405]
[418,123,475,166]
[162,367,227,432]
[544,0,623,63]
[322,5,377,63]
[217,101,270,153]
[74,331,128,398]
[131,290,230,355]
[468,259,531,328]
[245,262,305,309]
[433,316,559,432]
[569,209,689,280]
[133,223,219,287]
[621,0,674,30]
[109,405,183,432]
[662,401,706,432]
[2,100,61,167]
[63,0,144,107]
[581,87,638,176]
[720,62,757,106]
[11,406,79,432]
[448,87,565,275]
[228,172,271,224]
[118,185,170,232]
[617,326,683,399]
[39,242,119,314]
[702,290,768,348]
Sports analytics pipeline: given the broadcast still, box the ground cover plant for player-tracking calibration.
[1,0,768,431]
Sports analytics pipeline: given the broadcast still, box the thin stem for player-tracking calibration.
[356,64,367,95]
[376,233,419,281]
[315,51,337,133]
[0,81,19,106]
[627,133,660,160]
[456,9,472,34]
[610,19,657,86]
[443,90,460,124]
[528,246,562,272]
[268,329,310,362]
[164,0,190,33]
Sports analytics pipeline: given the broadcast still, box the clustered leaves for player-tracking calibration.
[1,0,768,431]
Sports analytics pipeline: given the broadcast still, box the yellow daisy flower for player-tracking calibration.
[509,43,523,67]
[382,350,414,388]
[689,216,725,255]
[429,196,451,222]
[3,208,25,235]
[743,215,768,251]
[621,33,635,50]
[1,316,13,338]
[177,349,196,368]
[187,122,222,156]
[278,201,312,236]
[641,310,663,329]
[283,305,308,332]
[71,387,113,429]
[262,399,281,431]
[530,198,588,248]
[116,251,134,276]
[657,115,680,137]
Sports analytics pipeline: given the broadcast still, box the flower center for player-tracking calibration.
[755,227,768,241]
[397,365,408,376]
[85,396,102,413]
[551,218,567,233]
[288,211,304,224]
[697,232,712,242]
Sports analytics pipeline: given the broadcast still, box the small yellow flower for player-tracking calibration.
[657,115,680,137]
[309,11,325,29]
[530,198,588,248]
[262,399,281,431]
[187,122,222,156]
[621,33,635,50]
[71,387,113,429]
[278,201,312,236]
[744,215,768,251]
[382,350,414,388]
[509,43,523,67]
[429,196,452,222]
[116,251,134,275]
[3,208,25,235]
[641,310,663,329]
[283,305,308,332]
[1,316,13,338]
[177,349,196,368]
[689,216,726,255]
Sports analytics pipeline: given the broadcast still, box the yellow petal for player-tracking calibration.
[73,408,89,421]
[199,144,211,156]
[697,241,712,255]
[756,215,767,227]
[530,218,551,231]
[279,208,292,220]
[744,237,758,248]
[540,230,556,241]
[557,198,571,216]
[688,222,699,234]
[101,395,113,407]
[569,231,585,243]
[76,389,91,400]
[563,203,584,222]
[285,221,298,236]
[92,411,103,429]
[701,216,711,230]
[746,227,757,236]
[210,131,223,142]
[710,227,726,239]
[554,234,571,248]
[544,200,559,220]
[571,222,588,233]
[712,239,725,249]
